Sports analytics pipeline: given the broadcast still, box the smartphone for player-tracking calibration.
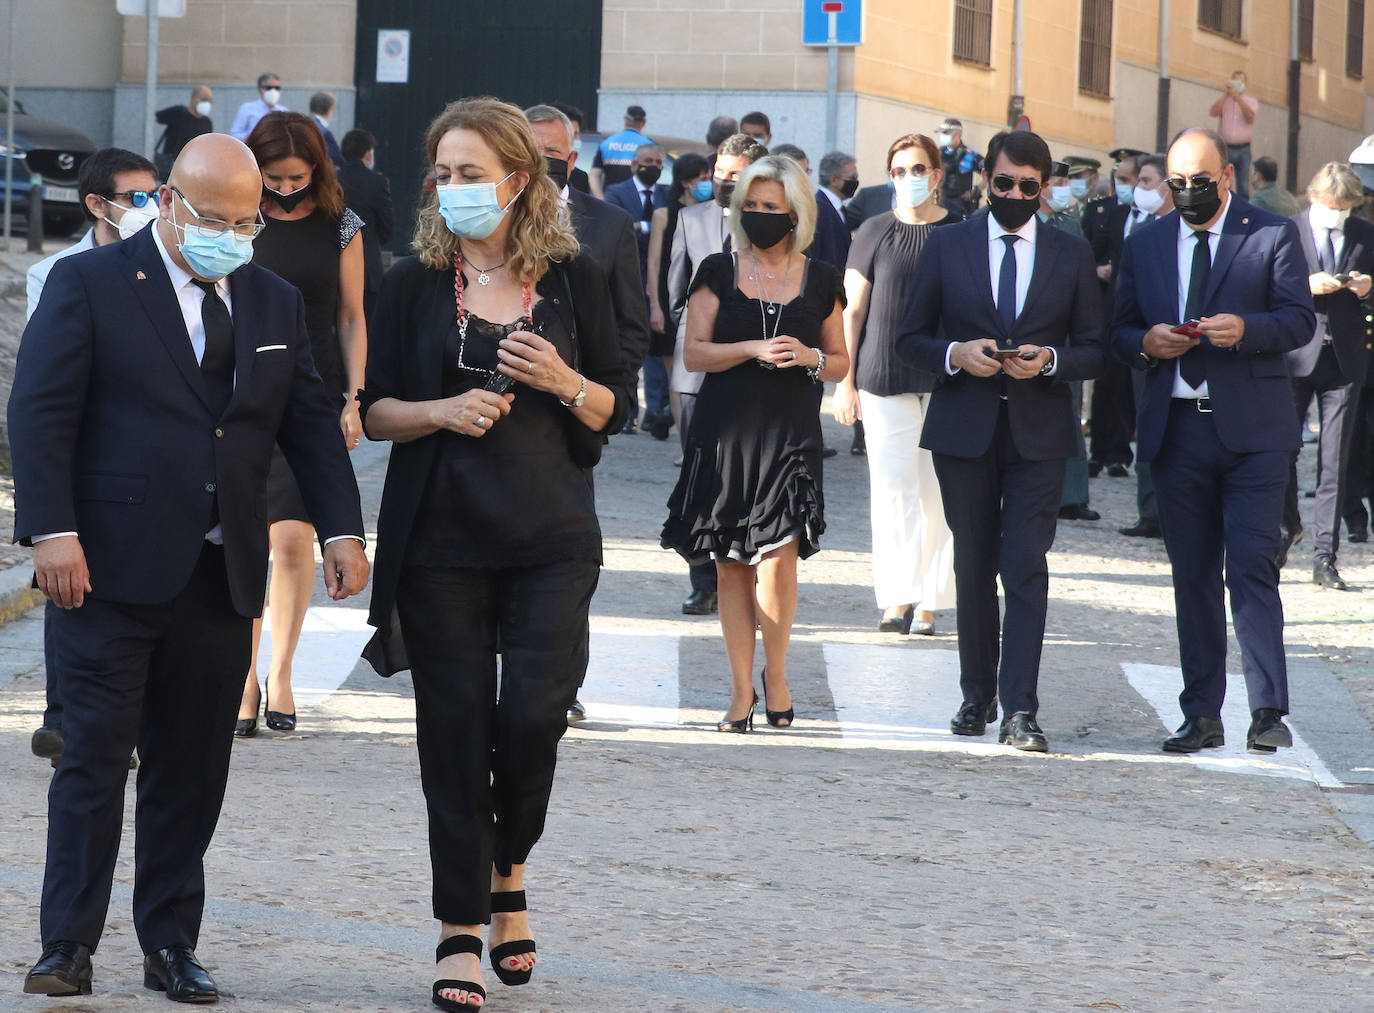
[989,348,1039,361]
[1334,273,1353,285]
[1172,319,1204,339]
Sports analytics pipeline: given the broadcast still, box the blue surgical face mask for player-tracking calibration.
[896,174,930,208]
[690,179,714,202]
[1069,178,1089,200]
[1115,181,1134,206]
[436,171,523,240]
[170,197,256,279]
[1048,185,1072,212]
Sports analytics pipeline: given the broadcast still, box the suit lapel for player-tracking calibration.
[963,219,1001,338]
[123,229,215,413]
[1015,219,1055,332]
[226,268,264,414]
[1295,210,1319,270]
[1201,198,1251,308]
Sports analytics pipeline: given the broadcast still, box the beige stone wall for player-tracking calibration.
[120,0,357,86]
[1,0,122,89]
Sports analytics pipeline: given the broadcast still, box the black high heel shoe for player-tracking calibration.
[878,605,915,634]
[432,934,485,1011]
[234,684,261,738]
[488,890,536,986]
[760,668,794,728]
[264,682,296,732]
[717,692,757,733]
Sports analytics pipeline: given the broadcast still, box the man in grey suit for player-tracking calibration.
[666,132,766,615]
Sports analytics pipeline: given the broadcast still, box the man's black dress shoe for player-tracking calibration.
[1313,560,1350,591]
[31,725,64,761]
[821,445,839,458]
[1088,460,1103,477]
[144,945,218,1004]
[644,413,673,440]
[620,418,638,435]
[1247,708,1293,754]
[24,941,92,996]
[950,700,998,736]
[1106,463,1129,478]
[1057,504,1101,521]
[1119,517,1162,538]
[1348,528,1369,544]
[1162,716,1224,753]
[681,590,718,615]
[1275,526,1303,568]
[999,712,1048,752]
[567,698,586,724]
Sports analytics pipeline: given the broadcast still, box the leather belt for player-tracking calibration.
[1173,396,1212,413]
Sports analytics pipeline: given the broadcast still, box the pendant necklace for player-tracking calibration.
[751,252,791,317]
[461,245,505,285]
[453,249,532,375]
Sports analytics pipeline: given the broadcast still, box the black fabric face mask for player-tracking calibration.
[636,164,662,186]
[1173,181,1223,225]
[839,177,860,199]
[263,183,311,212]
[714,180,736,208]
[988,192,1040,231]
[741,210,795,250]
[544,156,569,191]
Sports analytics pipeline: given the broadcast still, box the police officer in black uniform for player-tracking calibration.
[937,117,983,215]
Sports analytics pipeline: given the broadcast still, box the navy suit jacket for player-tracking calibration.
[897,215,1105,460]
[603,179,670,263]
[809,188,851,272]
[8,225,363,617]
[1111,197,1315,462]
[567,187,650,379]
[1287,209,1374,383]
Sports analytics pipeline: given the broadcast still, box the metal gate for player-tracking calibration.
[353,0,603,255]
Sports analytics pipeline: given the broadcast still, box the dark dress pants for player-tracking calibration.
[1089,356,1135,467]
[40,544,251,953]
[1153,400,1289,719]
[1283,346,1359,563]
[397,558,599,927]
[1342,381,1374,534]
[932,405,1065,716]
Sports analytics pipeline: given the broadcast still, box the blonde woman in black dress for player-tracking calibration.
[662,155,848,732]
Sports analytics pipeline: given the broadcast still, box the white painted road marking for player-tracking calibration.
[580,624,682,726]
[256,606,373,707]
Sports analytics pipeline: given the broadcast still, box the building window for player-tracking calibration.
[1198,0,1243,38]
[1079,0,1114,96]
[1349,0,1365,77]
[1299,0,1314,59]
[954,0,994,67]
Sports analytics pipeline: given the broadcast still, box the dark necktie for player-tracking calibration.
[1320,229,1337,274]
[1179,229,1211,389]
[997,234,1018,333]
[641,188,654,223]
[192,278,235,416]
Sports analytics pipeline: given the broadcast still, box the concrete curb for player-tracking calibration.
[0,562,42,626]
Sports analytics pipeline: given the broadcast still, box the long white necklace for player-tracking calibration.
[750,252,791,318]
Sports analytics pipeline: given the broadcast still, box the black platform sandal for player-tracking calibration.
[433,934,485,1010]
[488,890,536,986]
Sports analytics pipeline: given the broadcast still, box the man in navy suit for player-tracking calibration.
[1281,162,1374,592]
[12,134,369,1001]
[1112,128,1314,755]
[898,130,1104,752]
[811,150,857,272]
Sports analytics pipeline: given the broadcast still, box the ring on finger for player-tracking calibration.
[525,360,534,372]
[477,414,487,428]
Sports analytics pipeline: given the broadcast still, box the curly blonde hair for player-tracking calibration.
[412,96,578,283]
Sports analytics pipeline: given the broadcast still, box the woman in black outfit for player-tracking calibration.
[236,111,367,736]
[662,155,848,732]
[645,151,710,439]
[360,98,630,1011]
[832,133,960,637]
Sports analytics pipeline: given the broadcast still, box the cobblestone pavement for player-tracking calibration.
[0,385,1371,1012]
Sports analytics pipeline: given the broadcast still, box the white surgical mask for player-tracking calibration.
[263,87,281,105]
[1048,185,1072,212]
[102,199,158,240]
[195,100,212,117]
[937,132,953,149]
[1069,178,1089,200]
[1233,80,1246,94]
[1310,202,1351,231]
[1132,184,1165,216]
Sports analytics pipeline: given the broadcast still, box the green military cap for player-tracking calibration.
[1109,146,1148,163]
[1063,155,1102,176]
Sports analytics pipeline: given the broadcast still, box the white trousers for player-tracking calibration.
[858,390,956,611]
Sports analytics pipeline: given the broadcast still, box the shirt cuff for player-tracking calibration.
[323,534,366,547]
[944,342,960,376]
[32,532,77,543]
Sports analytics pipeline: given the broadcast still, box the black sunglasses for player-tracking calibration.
[106,190,159,208]
[991,174,1042,198]
[1165,174,1219,193]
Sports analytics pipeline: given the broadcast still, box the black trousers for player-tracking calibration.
[397,558,599,926]
[1284,346,1360,563]
[932,405,1065,716]
[1342,382,1374,534]
[1089,357,1135,466]
[40,544,250,953]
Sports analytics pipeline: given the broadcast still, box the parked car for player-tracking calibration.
[0,87,95,237]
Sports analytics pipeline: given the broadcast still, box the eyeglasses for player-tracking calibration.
[1165,173,1219,193]
[106,190,159,208]
[171,186,266,241]
[889,165,930,179]
[990,174,1043,198]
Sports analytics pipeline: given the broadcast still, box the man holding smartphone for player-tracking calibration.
[898,130,1104,753]
[1111,128,1314,755]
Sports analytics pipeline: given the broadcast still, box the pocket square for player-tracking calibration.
[255,344,288,353]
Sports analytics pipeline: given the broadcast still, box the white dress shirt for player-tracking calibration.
[26,229,98,320]
[1123,208,1153,239]
[1306,207,1345,269]
[1171,192,1234,398]
[633,177,654,234]
[819,186,844,214]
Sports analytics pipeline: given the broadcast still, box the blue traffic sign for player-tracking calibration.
[803,0,864,46]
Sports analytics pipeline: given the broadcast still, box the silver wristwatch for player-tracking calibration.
[561,374,587,408]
